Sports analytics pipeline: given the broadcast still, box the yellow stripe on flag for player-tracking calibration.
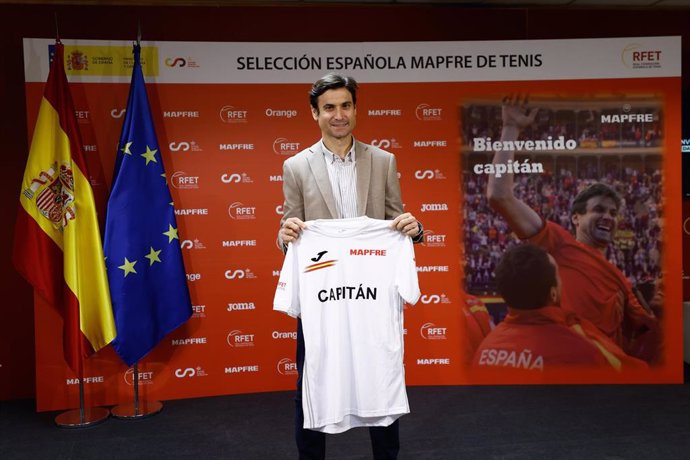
[64,162,116,351]
[18,98,69,249]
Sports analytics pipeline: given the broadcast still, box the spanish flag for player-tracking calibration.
[12,41,116,375]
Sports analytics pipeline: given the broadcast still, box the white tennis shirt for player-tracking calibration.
[274,217,420,433]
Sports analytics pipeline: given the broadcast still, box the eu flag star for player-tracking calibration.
[121,141,133,155]
[145,247,162,265]
[163,224,179,243]
[118,258,138,277]
[141,145,158,165]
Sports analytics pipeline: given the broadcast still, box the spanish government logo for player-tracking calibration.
[66,50,88,71]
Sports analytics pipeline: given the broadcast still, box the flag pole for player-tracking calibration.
[54,370,109,428]
[111,363,162,419]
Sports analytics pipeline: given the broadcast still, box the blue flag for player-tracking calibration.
[103,44,192,366]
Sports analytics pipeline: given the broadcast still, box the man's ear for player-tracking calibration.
[571,213,580,227]
[311,107,319,121]
[550,286,559,305]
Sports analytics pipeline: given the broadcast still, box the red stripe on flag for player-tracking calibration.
[13,207,94,374]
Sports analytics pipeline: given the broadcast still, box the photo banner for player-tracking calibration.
[22,37,682,411]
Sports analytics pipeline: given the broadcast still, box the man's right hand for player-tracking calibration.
[501,94,539,132]
[279,217,306,244]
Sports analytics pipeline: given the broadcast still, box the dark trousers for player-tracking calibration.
[295,320,400,460]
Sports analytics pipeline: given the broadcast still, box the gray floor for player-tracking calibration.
[2,380,690,459]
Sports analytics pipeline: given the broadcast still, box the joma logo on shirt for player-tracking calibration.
[350,249,386,256]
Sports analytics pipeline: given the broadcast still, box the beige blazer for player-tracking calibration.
[280,140,404,227]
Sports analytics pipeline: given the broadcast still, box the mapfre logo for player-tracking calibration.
[420,322,448,340]
[277,357,299,376]
[422,230,447,248]
[65,375,104,385]
[420,294,451,304]
[221,172,253,184]
[169,141,202,152]
[368,109,402,117]
[621,43,662,69]
[414,169,446,180]
[174,366,207,378]
[164,56,199,68]
[181,239,206,250]
[370,138,402,149]
[219,105,248,123]
[171,171,199,190]
[273,138,301,155]
[226,330,255,348]
[417,266,449,273]
[228,202,256,220]
[224,269,257,280]
[416,358,450,365]
[124,368,154,386]
[415,103,442,121]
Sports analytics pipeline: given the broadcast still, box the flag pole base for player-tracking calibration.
[55,407,110,428]
[111,400,163,419]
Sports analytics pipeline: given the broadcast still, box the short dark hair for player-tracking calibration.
[571,183,621,216]
[495,244,557,310]
[309,73,358,112]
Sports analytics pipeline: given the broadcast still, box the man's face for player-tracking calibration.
[311,87,356,142]
[571,195,619,249]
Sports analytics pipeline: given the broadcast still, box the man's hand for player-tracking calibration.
[391,213,421,238]
[279,217,306,244]
[502,94,538,131]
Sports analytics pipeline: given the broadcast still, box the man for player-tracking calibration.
[277,73,423,459]
[473,244,648,373]
[485,96,659,362]
[462,294,494,366]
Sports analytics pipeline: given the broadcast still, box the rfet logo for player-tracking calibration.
[219,105,248,123]
[228,202,256,220]
[420,322,448,340]
[273,138,301,155]
[226,330,255,348]
[621,43,662,69]
[415,103,442,121]
[124,368,154,386]
[171,171,199,189]
[277,357,299,376]
[422,230,447,248]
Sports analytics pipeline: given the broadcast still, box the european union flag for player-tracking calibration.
[103,44,192,366]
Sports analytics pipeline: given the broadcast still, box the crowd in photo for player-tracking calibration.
[464,164,663,300]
